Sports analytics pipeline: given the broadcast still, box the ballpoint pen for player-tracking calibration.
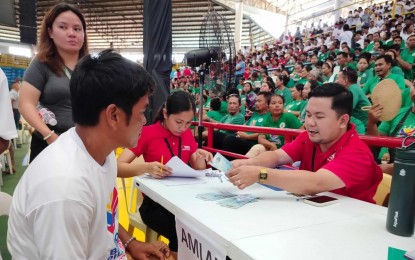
[160,155,164,173]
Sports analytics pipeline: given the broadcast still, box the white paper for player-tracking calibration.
[166,156,206,178]
[159,177,206,186]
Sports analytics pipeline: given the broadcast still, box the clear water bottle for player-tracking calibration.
[37,105,57,126]
[386,136,415,237]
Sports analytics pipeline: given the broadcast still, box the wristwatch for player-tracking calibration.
[259,168,268,184]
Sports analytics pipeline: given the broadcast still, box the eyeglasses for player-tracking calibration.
[228,94,240,98]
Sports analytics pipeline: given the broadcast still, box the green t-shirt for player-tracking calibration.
[318,52,330,62]
[285,99,306,112]
[366,42,374,52]
[379,107,415,137]
[346,62,357,70]
[357,68,373,87]
[286,78,295,88]
[348,84,371,126]
[204,97,211,109]
[401,88,412,108]
[400,48,415,80]
[243,112,270,143]
[262,112,302,148]
[219,101,228,115]
[193,86,200,95]
[236,84,244,93]
[297,78,308,85]
[275,87,292,104]
[391,66,404,77]
[207,110,224,122]
[362,73,406,95]
[350,116,366,134]
[219,113,245,135]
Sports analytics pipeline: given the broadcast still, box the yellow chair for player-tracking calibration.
[374,173,392,206]
[121,178,160,242]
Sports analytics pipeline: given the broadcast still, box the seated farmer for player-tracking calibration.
[229,83,382,203]
[221,92,272,155]
[203,94,245,149]
[245,94,302,158]
[204,97,224,122]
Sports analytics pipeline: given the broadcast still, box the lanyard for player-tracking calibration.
[163,137,181,159]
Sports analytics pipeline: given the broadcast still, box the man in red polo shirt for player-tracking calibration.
[228,83,382,203]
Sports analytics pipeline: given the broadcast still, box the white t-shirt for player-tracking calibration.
[0,68,17,141]
[339,31,353,47]
[8,128,126,259]
[9,89,18,109]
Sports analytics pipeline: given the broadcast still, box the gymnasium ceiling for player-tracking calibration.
[1,0,277,53]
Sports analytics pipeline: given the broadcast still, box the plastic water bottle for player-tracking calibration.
[386,136,415,237]
[37,105,57,126]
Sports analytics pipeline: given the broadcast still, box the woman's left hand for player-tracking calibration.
[195,149,213,163]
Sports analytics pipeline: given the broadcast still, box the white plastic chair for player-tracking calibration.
[0,149,13,175]
[0,192,12,216]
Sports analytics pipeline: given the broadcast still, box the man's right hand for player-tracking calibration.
[368,103,383,124]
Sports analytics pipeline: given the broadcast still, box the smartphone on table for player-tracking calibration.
[303,195,338,207]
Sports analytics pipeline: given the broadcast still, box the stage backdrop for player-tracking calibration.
[143,0,172,124]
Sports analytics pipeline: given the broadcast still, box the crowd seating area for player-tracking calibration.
[170,1,415,162]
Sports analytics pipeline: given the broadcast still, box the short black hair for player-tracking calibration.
[376,54,393,64]
[210,97,221,111]
[340,68,358,83]
[257,91,272,105]
[71,49,154,126]
[309,83,353,120]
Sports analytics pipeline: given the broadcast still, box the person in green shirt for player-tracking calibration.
[321,62,334,83]
[260,80,275,93]
[366,32,381,52]
[318,45,330,62]
[356,55,374,88]
[221,92,272,155]
[282,69,295,88]
[384,49,405,77]
[336,68,371,128]
[203,94,245,148]
[396,35,415,81]
[274,74,292,104]
[236,77,245,94]
[298,80,319,124]
[362,55,406,95]
[205,97,224,122]
[367,82,415,174]
[285,83,306,117]
[246,94,302,157]
[297,65,311,85]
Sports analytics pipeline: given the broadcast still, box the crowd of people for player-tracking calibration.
[170,1,415,170]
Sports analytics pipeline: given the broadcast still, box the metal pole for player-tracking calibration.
[198,81,204,148]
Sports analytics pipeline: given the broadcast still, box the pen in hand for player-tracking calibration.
[160,155,164,174]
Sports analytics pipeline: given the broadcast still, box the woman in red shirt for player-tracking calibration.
[117,91,212,252]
